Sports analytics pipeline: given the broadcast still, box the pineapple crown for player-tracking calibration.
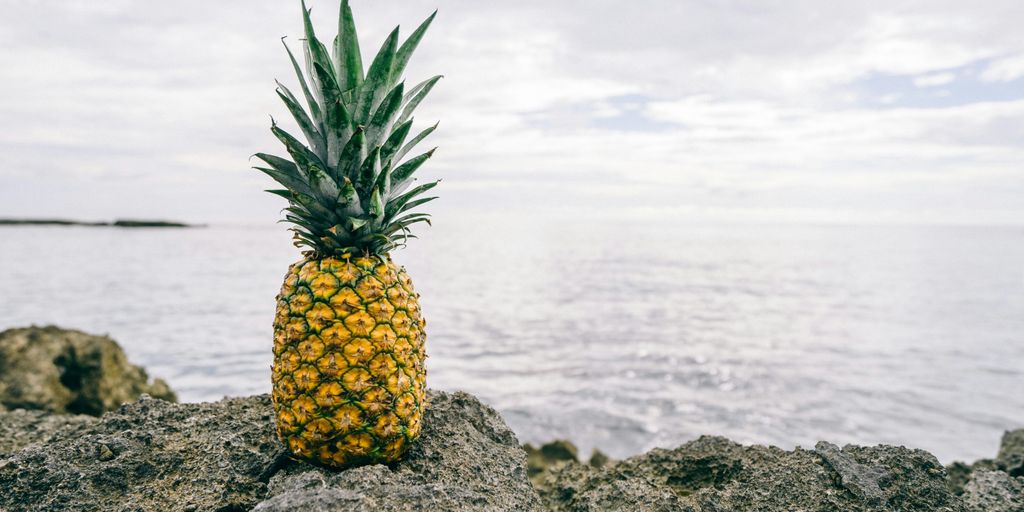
[255,0,440,258]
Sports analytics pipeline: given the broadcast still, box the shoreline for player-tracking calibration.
[1,325,1021,511]
[0,218,202,228]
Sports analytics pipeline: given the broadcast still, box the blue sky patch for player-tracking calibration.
[847,58,1024,109]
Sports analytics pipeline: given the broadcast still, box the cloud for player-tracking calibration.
[913,72,956,87]
[980,54,1024,82]
[0,0,1023,225]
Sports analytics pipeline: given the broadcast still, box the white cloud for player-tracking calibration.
[980,54,1024,82]
[913,72,956,87]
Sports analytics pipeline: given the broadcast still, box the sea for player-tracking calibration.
[2,218,1022,464]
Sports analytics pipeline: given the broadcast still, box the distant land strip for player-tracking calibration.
[0,218,203,228]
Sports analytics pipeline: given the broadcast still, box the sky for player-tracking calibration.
[0,0,1022,225]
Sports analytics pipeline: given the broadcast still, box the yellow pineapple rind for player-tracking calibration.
[271,254,427,468]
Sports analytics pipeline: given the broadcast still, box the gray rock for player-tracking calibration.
[587,449,612,469]
[0,390,541,512]
[525,439,580,483]
[947,428,1024,495]
[253,390,544,512]
[0,408,96,457]
[0,394,284,511]
[961,470,1024,512]
[998,429,1024,477]
[815,441,887,506]
[0,326,176,415]
[537,435,966,511]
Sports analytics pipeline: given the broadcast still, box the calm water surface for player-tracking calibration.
[2,219,1022,463]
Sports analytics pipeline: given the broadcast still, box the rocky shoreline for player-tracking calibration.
[0,218,200,228]
[1,326,1021,511]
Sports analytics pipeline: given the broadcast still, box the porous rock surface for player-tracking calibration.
[961,470,1024,512]
[997,429,1024,478]
[0,325,176,415]
[536,436,969,512]
[0,394,283,511]
[525,439,612,485]
[943,428,1024,512]
[2,325,1021,511]
[253,390,544,511]
[0,406,96,457]
[0,391,543,512]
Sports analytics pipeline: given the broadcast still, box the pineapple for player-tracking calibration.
[256,0,439,467]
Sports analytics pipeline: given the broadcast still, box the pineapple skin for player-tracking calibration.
[271,254,426,467]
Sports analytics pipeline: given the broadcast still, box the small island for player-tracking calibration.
[0,218,202,228]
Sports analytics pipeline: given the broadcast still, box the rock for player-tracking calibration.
[0,408,96,457]
[961,470,1024,512]
[536,435,967,511]
[947,428,1024,495]
[588,449,612,469]
[997,429,1024,478]
[525,439,580,482]
[253,391,543,511]
[815,441,888,506]
[948,459,999,495]
[0,390,542,512]
[0,394,284,511]
[0,326,176,415]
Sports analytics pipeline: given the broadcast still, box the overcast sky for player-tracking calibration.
[1,0,1022,225]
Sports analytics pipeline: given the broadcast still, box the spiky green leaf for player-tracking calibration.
[335,0,363,92]
[276,83,325,160]
[380,118,413,165]
[261,4,440,257]
[338,126,366,182]
[399,75,441,125]
[308,166,341,202]
[281,38,321,124]
[385,181,438,219]
[338,177,364,217]
[369,187,384,222]
[254,153,300,176]
[394,196,437,216]
[356,27,399,122]
[301,1,334,79]
[392,122,437,165]
[366,82,404,149]
[358,146,382,192]
[254,166,312,196]
[270,123,324,178]
[389,148,435,193]
[391,11,436,85]
[312,62,352,171]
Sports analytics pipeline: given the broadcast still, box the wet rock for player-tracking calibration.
[525,439,580,483]
[0,394,284,512]
[815,441,888,506]
[536,435,966,511]
[948,459,999,495]
[253,391,543,512]
[997,429,1024,478]
[0,326,176,415]
[961,470,1024,512]
[588,448,612,469]
[0,407,96,456]
[947,428,1024,495]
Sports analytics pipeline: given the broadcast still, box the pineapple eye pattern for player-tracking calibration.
[271,256,426,466]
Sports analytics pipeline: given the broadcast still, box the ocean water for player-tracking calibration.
[1,219,1022,464]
